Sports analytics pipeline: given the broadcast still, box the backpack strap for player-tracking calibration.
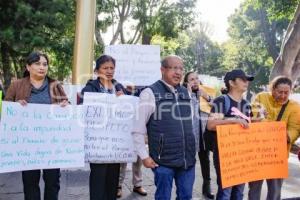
[223,94,230,115]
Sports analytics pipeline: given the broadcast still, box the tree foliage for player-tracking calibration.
[248,0,299,20]
[0,0,198,88]
[246,0,300,81]
[0,0,75,88]
[224,0,295,91]
[95,0,197,47]
[176,28,225,76]
[5,0,298,92]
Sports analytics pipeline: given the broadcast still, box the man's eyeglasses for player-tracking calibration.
[165,66,185,72]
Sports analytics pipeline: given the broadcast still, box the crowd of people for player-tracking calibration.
[0,51,300,200]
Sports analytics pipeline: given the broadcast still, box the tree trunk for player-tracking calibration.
[291,51,300,81]
[195,38,205,74]
[259,9,279,62]
[125,23,142,44]
[110,0,130,45]
[12,56,22,78]
[0,42,12,89]
[57,63,65,81]
[94,28,104,46]
[270,4,300,82]
[142,33,151,44]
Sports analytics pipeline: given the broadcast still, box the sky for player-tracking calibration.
[196,0,243,43]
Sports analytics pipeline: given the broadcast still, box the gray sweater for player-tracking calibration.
[28,78,51,104]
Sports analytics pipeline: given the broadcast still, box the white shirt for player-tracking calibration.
[132,80,178,159]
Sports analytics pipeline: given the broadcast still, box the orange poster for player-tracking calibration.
[216,121,288,188]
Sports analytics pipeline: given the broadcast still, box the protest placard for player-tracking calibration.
[217,121,288,188]
[62,84,84,105]
[0,102,85,173]
[83,92,138,163]
[104,44,161,86]
[0,91,2,115]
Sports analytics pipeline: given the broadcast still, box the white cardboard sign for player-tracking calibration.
[0,102,85,173]
[83,92,138,163]
[105,44,161,86]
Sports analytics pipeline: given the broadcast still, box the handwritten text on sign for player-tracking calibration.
[0,102,85,173]
[105,45,161,86]
[83,92,138,163]
[217,122,288,188]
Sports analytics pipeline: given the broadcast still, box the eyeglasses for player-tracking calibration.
[165,66,185,72]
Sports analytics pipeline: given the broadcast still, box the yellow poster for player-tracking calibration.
[199,85,216,113]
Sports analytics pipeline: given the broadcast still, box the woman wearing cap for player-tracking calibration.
[80,54,127,200]
[206,69,254,200]
[5,51,69,200]
[183,71,215,199]
[248,76,300,200]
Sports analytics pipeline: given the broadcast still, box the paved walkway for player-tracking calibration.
[0,154,299,200]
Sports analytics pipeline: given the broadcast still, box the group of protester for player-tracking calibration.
[1,51,300,200]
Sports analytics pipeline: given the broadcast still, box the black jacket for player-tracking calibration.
[79,78,128,104]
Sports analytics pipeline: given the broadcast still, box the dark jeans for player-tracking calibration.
[89,163,120,200]
[248,179,283,200]
[22,169,60,200]
[199,115,212,182]
[213,149,245,200]
[152,165,195,200]
[198,150,211,181]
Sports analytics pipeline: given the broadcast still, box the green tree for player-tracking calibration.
[151,35,182,57]
[0,0,75,88]
[175,25,225,76]
[247,0,300,81]
[94,0,197,47]
[267,2,300,81]
[224,1,288,92]
[135,0,197,44]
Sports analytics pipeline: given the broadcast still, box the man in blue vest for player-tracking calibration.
[132,55,196,200]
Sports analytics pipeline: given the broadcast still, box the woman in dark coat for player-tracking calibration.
[80,54,127,200]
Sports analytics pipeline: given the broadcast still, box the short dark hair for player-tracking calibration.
[270,76,293,91]
[95,55,116,72]
[24,51,49,77]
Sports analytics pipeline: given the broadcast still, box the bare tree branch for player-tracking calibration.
[110,0,130,44]
[95,29,104,46]
[125,0,131,16]
[127,23,141,43]
[120,26,126,43]
[133,29,142,44]
[120,0,132,43]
